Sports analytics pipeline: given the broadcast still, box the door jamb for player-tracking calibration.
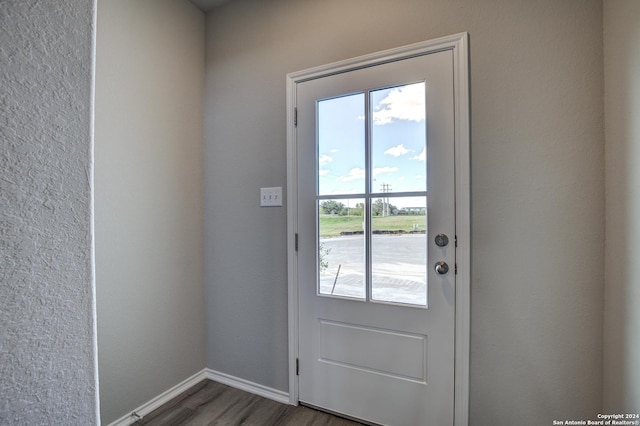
[286,33,471,425]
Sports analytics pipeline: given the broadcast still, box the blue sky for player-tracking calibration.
[317,82,427,208]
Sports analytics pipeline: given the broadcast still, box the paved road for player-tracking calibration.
[319,234,427,305]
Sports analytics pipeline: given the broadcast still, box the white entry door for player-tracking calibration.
[288,35,469,426]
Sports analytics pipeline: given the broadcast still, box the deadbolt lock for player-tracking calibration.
[435,233,449,247]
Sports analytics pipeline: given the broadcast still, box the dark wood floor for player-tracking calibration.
[134,380,363,426]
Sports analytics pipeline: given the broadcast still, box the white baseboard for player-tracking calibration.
[203,368,290,405]
[106,369,208,426]
[106,368,291,426]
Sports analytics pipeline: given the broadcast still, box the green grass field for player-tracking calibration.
[319,215,426,237]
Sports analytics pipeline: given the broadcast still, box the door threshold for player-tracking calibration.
[299,401,383,426]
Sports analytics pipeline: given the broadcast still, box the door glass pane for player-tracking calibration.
[371,83,426,193]
[371,196,427,306]
[318,94,365,196]
[318,198,365,299]
[316,84,428,306]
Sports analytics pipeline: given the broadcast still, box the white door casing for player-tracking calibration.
[286,33,470,426]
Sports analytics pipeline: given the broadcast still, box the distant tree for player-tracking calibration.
[398,208,426,216]
[372,199,384,216]
[320,200,346,215]
[372,199,398,216]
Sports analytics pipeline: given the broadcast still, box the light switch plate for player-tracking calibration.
[260,187,282,207]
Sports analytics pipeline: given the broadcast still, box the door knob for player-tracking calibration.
[435,261,449,275]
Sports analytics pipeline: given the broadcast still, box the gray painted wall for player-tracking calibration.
[0,0,99,424]
[2,0,622,422]
[604,0,640,413]
[204,0,604,423]
[95,0,206,423]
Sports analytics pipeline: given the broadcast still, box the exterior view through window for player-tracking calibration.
[317,82,427,306]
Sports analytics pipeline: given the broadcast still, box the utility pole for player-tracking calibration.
[380,183,392,216]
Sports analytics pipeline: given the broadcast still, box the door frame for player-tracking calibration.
[286,33,470,425]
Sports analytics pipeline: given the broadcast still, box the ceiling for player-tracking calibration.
[189,0,233,12]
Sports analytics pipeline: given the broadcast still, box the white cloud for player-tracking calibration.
[321,187,362,196]
[373,83,425,125]
[338,168,365,182]
[412,147,426,161]
[319,154,333,165]
[384,144,409,157]
[337,166,399,182]
[329,149,339,153]
[373,166,399,176]
[415,174,424,179]
[319,169,330,176]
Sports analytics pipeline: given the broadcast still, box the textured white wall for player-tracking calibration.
[0,0,99,424]
[204,0,604,423]
[95,0,206,423]
[604,0,640,413]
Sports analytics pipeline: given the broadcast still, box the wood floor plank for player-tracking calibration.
[138,380,210,424]
[139,406,196,425]
[235,397,291,426]
[135,380,363,426]
[203,389,264,425]
[181,387,255,426]
[181,381,230,410]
